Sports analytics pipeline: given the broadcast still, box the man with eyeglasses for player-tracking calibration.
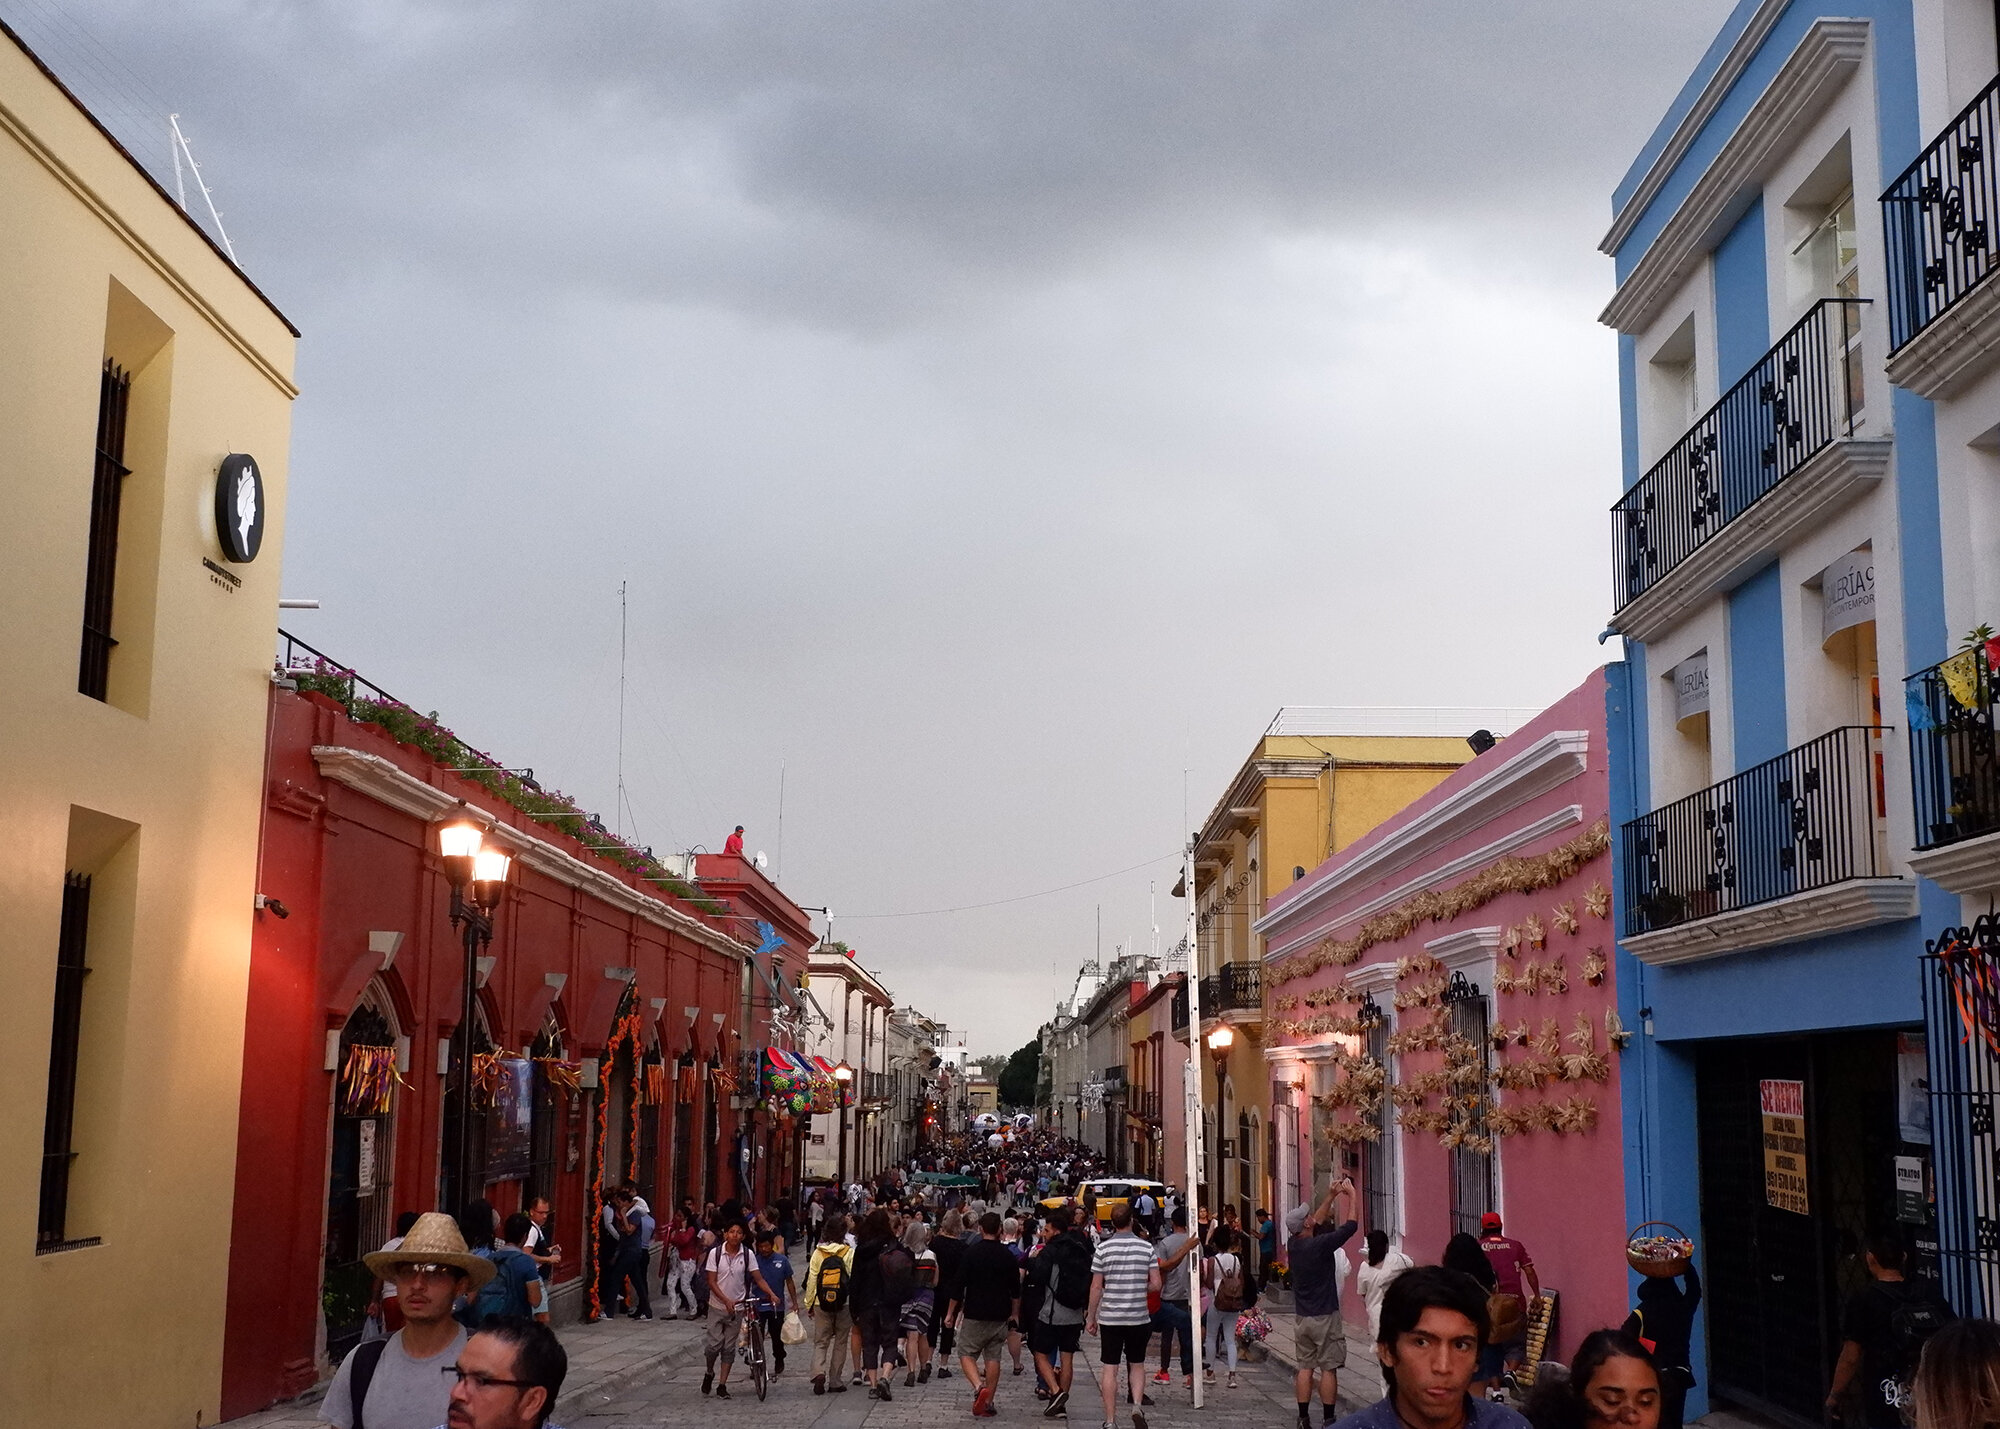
[324,1211,488,1429]
[442,1316,569,1429]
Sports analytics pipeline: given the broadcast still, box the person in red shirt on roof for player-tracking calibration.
[724,825,745,856]
[1479,1212,1539,1378]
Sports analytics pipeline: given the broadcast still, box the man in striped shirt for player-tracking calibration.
[1085,1205,1161,1429]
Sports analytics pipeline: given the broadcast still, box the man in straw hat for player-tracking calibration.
[322,1211,493,1429]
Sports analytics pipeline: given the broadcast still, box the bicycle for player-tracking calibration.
[735,1298,769,1401]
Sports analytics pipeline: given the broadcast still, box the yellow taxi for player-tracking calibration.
[1039,1178,1170,1226]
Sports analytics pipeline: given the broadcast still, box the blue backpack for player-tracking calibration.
[462,1247,532,1327]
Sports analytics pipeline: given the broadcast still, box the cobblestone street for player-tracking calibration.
[562,1327,1336,1429]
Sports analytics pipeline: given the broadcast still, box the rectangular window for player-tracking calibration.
[77,362,131,701]
[1363,1019,1397,1234]
[39,873,93,1249]
[1448,996,1495,1239]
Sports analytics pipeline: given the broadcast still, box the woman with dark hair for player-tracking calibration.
[852,1207,904,1400]
[1522,1330,1660,1429]
[1915,1317,2000,1429]
[1443,1232,1503,1397]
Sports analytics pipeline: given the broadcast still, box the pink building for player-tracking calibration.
[1259,672,1627,1360]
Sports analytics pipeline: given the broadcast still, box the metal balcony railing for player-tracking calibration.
[1101,1065,1125,1092]
[1613,299,1867,610]
[1909,651,2000,850]
[1885,74,2000,351]
[1622,726,1891,936]
[1198,962,1263,1017]
[1170,982,1189,1034]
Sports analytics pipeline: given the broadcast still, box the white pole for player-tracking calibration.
[168,114,236,262]
[1183,836,1206,1409]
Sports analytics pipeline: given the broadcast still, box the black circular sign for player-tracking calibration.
[215,453,265,563]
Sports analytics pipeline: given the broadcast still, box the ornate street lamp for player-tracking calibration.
[833,1061,855,1191]
[437,807,513,1213]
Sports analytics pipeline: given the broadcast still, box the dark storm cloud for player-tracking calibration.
[6,0,1736,1050]
[23,1,1721,326]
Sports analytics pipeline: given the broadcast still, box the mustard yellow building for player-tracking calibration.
[1175,711,1512,1231]
[0,23,297,1427]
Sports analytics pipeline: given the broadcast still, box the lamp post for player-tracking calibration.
[833,1060,854,1192]
[437,809,513,1214]
[1205,1023,1235,1218]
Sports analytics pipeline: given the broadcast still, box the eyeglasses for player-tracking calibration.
[442,1365,535,1392]
[394,1263,466,1281]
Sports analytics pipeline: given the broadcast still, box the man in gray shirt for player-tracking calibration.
[323,1211,490,1429]
[1151,1209,1196,1388]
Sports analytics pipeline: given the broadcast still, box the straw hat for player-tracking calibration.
[363,1211,495,1290]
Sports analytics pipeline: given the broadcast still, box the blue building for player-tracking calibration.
[1605,2,2000,1422]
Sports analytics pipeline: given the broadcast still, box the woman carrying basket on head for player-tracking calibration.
[1622,1223,1702,1429]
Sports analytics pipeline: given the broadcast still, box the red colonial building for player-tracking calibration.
[219,639,819,1417]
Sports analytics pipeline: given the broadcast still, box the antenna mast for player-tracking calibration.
[615,580,628,840]
[168,115,235,262]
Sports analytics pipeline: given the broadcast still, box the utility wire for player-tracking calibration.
[839,852,1181,919]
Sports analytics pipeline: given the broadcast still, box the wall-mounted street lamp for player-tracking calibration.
[1204,1024,1235,1214]
[437,807,513,1213]
[833,1060,855,1189]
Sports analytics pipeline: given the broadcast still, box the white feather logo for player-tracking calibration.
[234,465,258,552]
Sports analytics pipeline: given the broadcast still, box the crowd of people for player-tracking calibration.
[321,1131,2000,1429]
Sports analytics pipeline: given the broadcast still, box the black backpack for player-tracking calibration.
[347,1338,388,1429]
[879,1243,916,1306]
[1048,1236,1091,1310]
[1885,1282,1953,1377]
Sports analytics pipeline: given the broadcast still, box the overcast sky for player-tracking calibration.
[13,0,1737,1055]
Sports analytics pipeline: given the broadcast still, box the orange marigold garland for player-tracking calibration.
[587,1004,646,1321]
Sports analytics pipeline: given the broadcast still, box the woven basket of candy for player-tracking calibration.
[1626,1222,1693,1278]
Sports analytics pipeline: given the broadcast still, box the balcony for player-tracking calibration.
[1906,651,2000,894]
[1129,1088,1163,1122]
[1884,74,2000,399]
[1611,299,1887,642]
[1621,726,1913,964]
[1197,962,1263,1025]
[1170,981,1189,1035]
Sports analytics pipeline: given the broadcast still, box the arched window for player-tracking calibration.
[324,985,401,1362]
[1237,1110,1255,1223]
[527,1013,565,1209]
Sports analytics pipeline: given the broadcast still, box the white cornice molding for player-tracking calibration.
[1601,0,1793,256]
[807,955,896,1005]
[1341,960,1401,994]
[1622,878,1914,965]
[1600,19,1871,335]
[1261,804,1588,960]
[1884,274,2000,400]
[1908,831,2000,895]
[1425,926,1505,966]
[1256,731,1590,935]
[311,745,752,961]
[1610,439,1890,643]
[1425,926,1502,997]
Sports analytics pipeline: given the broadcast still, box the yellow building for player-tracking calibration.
[1174,711,1510,1235]
[0,23,298,1427]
